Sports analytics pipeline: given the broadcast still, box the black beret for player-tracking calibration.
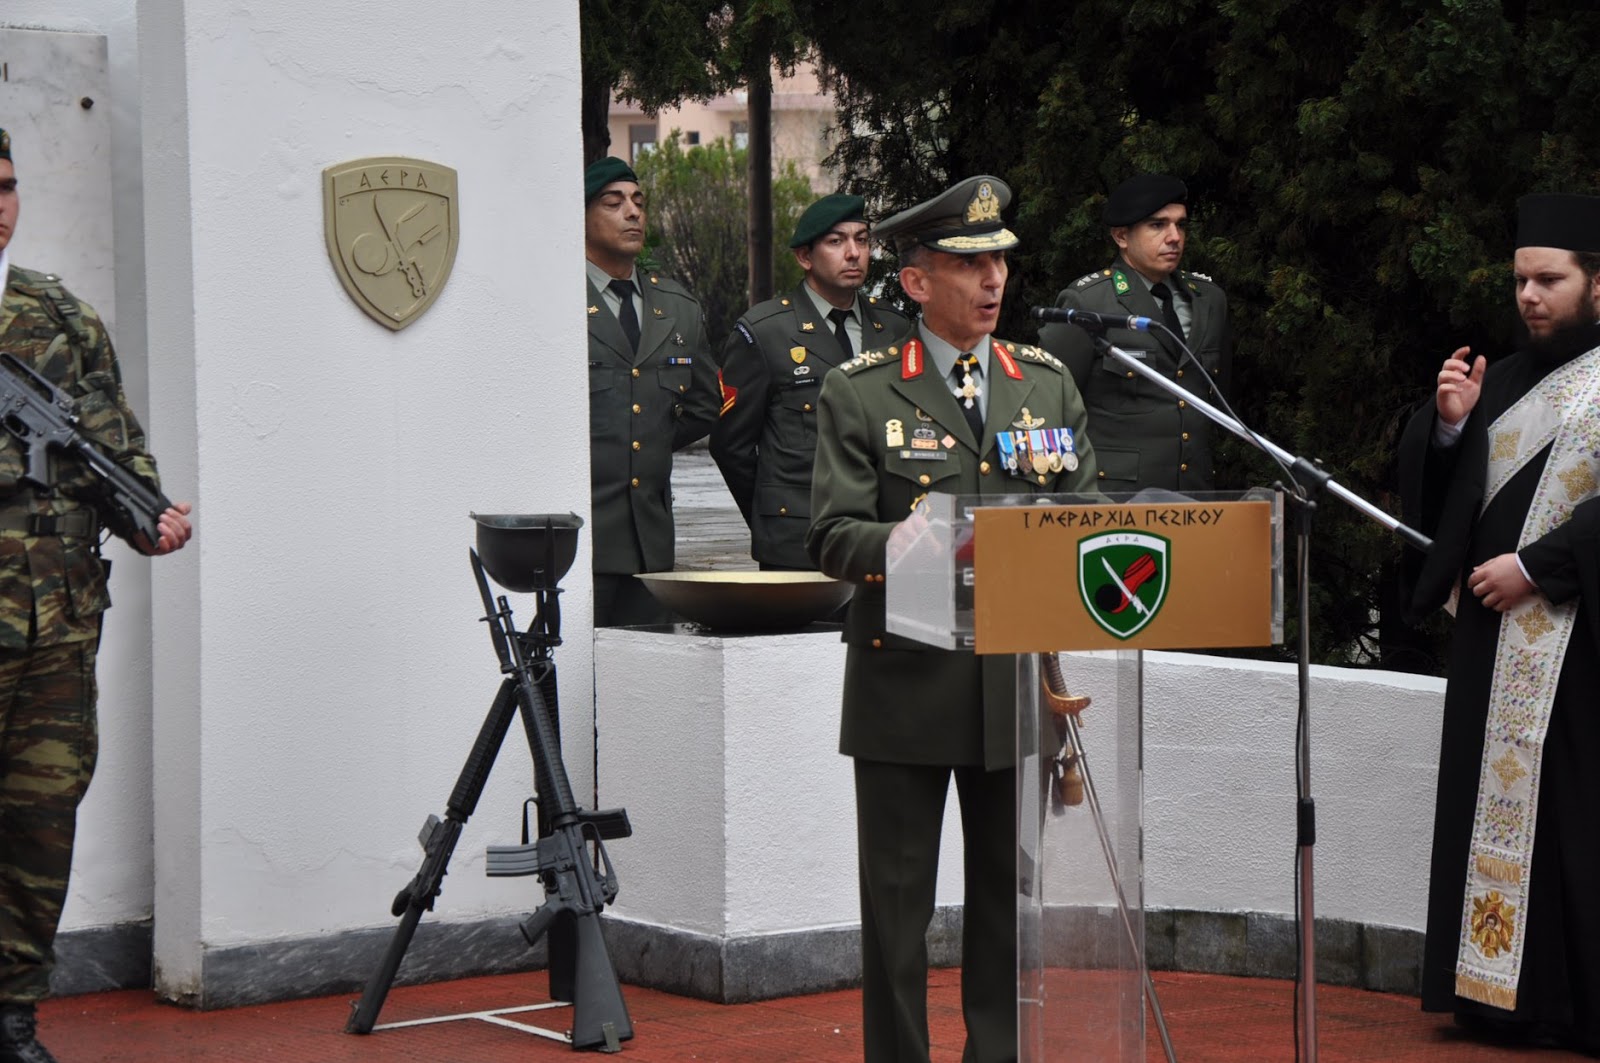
[875,175,1018,255]
[1517,193,1600,253]
[1103,174,1188,227]
[0,128,9,163]
[584,156,638,205]
[790,193,866,248]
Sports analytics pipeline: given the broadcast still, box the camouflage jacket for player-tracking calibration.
[0,264,162,649]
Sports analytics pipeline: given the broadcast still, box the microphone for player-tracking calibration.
[1029,306,1153,332]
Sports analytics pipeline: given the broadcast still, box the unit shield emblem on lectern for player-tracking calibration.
[1077,531,1171,639]
[323,157,459,330]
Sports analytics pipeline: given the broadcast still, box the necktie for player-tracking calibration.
[609,278,641,352]
[951,352,984,439]
[1149,281,1185,340]
[826,307,854,360]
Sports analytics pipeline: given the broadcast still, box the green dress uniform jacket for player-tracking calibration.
[1037,255,1230,493]
[710,285,909,568]
[806,328,1100,771]
[586,271,718,576]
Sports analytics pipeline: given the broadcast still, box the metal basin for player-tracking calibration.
[636,571,853,632]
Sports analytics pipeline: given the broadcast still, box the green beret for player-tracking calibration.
[875,175,1018,255]
[584,156,638,204]
[789,193,866,248]
[1103,174,1187,226]
[1517,193,1600,253]
[0,128,9,162]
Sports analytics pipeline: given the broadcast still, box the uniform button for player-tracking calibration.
[1037,474,1047,484]
[630,477,640,488]
[1178,400,1187,409]
[632,403,642,414]
[1176,369,1184,378]
[1097,470,1106,479]
[803,403,813,412]
[631,440,641,451]
[871,638,883,649]
[631,368,641,378]
[980,461,991,475]
[778,506,788,515]
[1180,463,1189,472]
[1182,432,1190,442]
[918,474,931,485]
[1126,371,1135,378]
[679,384,687,393]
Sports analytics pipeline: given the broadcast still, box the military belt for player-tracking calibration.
[0,508,98,537]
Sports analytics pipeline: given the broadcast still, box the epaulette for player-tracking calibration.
[644,273,703,307]
[742,296,794,326]
[1182,269,1214,284]
[838,347,896,374]
[1011,344,1066,372]
[1073,268,1116,290]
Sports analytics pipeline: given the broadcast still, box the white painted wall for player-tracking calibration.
[599,639,1445,940]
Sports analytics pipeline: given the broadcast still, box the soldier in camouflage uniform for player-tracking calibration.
[0,129,193,1063]
[710,193,911,568]
[583,156,718,626]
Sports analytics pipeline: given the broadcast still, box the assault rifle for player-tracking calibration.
[0,352,171,552]
[472,547,633,1051]
[347,524,631,1052]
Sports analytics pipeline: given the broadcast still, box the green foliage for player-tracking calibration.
[794,0,1600,670]
[634,132,814,346]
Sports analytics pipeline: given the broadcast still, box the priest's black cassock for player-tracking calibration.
[1399,319,1600,1052]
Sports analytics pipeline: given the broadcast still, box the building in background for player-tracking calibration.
[607,60,834,185]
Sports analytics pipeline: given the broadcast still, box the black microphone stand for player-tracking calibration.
[1079,325,1431,1063]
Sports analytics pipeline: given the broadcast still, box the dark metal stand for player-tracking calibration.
[346,541,632,1052]
[1085,330,1431,1063]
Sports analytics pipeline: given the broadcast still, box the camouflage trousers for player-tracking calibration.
[0,637,98,1004]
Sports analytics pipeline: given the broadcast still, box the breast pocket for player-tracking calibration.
[884,449,962,515]
[589,362,617,435]
[656,364,692,419]
[1094,349,1159,409]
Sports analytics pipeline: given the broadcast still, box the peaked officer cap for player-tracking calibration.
[875,175,1017,254]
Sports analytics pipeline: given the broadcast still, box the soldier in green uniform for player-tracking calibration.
[583,157,718,626]
[806,175,1098,1063]
[710,193,910,568]
[0,129,193,1063]
[1037,174,1230,493]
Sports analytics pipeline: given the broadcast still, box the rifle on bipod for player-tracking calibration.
[0,352,172,553]
[472,548,633,1051]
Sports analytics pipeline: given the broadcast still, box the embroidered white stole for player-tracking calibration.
[1455,345,1600,1010]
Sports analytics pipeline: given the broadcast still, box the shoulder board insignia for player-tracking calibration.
[1185,270,1214,283]
[1013,345,1066,371]
[839,349,894,373]
[1072,270,1105,289]
[735,322,755,345]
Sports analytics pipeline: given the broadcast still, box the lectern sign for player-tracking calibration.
[1077,531,1170,639]
[973,500,1275,652]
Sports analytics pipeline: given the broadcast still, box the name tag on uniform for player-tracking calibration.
[899,449,949,461]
